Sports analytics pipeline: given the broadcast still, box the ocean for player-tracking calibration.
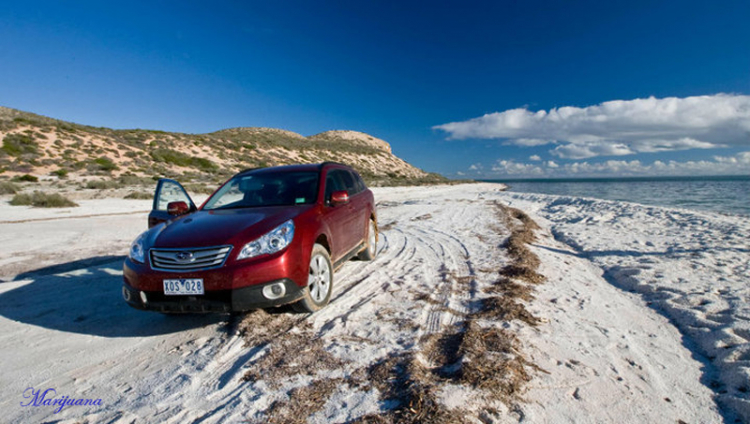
[484,175,750,216]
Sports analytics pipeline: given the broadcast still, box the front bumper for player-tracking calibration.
[122,278,304,313]
[122,245,309,312]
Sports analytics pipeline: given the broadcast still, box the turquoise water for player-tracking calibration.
[483,176,750,216]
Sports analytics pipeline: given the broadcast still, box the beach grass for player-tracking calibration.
[124,191,152,199]
[0,181,20,194]
[10,191,78,207]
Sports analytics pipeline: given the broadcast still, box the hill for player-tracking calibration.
[0,106,445,187]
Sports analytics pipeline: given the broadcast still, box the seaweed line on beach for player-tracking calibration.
[354,202,547,423]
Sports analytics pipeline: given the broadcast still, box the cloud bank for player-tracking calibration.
[484,152,750,178]
[435,94,750,159]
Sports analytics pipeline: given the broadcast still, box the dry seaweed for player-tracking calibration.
[262,378,344,424]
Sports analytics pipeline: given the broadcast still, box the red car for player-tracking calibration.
[122,162,377,313]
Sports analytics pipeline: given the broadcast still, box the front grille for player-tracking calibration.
[150,246,232,271]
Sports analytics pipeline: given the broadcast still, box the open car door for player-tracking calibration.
[148,179,197,228]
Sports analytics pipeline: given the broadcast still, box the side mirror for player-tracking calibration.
[167,201,190,216]
[330,190,349,206]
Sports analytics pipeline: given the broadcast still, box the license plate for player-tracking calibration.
[163,279,204,295]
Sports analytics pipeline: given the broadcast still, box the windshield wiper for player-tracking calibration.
[212,204,253,210]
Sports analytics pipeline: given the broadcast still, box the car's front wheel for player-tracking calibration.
[293,244,333,313]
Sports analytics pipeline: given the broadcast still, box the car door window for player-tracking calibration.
[325,171,345,203]
[347,170,365,194]
[155,180,193,211]
[339,170,357,194]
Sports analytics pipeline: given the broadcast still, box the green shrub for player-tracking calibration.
[85,180,122,189]
[1,134,38,156]
[0,181,19,194]
[13,117,39,126]
[51,169,68,179]
[56,123,77,133]
[124,191,152,199]
[10,191,78,207]
[94,157,118,171]
[150,148,218,172]
[191,157,218,172]
[13,174,38,182]
[118,175,153,186]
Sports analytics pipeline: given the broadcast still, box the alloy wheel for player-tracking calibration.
[308,253,331,304]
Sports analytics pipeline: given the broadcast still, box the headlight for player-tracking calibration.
[237,220,294,260]
[129,232,147,263]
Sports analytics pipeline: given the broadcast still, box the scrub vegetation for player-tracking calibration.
[0,106,448,187]
[13,174,38,182]
[123,191,152,199]
[10,191,78,207]
[2,133,39,156]
[0,181,20,194]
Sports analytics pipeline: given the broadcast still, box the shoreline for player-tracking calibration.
[492,177,750,218]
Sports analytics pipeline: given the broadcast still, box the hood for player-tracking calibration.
[149,206,309,248]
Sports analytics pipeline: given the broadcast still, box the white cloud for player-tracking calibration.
[551,142,634,159]
[468,163,483,171]
[529,155,541,161]
[714,151,750,165]
[491,160,545,175]
[511,138,553,147]
[434,94,750,158]
[481,151,750,178]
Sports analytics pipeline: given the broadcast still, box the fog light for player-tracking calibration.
[140,291,148,304]
[262,282,286,300]
[123,287,132,301]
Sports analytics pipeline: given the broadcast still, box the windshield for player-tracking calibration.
[203,171,319,210]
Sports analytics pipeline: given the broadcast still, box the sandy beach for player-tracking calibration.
[0,183,745,423]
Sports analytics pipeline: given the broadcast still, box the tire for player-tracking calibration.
[293,244,333,313]
[358,219,378,261]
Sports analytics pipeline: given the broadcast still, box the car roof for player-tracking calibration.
[237,162,351,176]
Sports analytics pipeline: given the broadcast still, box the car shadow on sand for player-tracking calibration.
[0,256,225,337]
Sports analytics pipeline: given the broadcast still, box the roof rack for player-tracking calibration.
[237,162,350,175]
[319,161,350,168]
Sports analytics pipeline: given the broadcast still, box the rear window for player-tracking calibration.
[351,170,366,193]
[339,170,357,193]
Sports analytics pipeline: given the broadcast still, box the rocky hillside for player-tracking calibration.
[0,106,445,187]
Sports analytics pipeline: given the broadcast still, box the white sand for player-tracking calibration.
[0,183,739,422]
[499,190,750,422]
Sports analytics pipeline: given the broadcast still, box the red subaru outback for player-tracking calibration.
[122,162,377,313]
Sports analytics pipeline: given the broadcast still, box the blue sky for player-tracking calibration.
[1,1,749,178]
